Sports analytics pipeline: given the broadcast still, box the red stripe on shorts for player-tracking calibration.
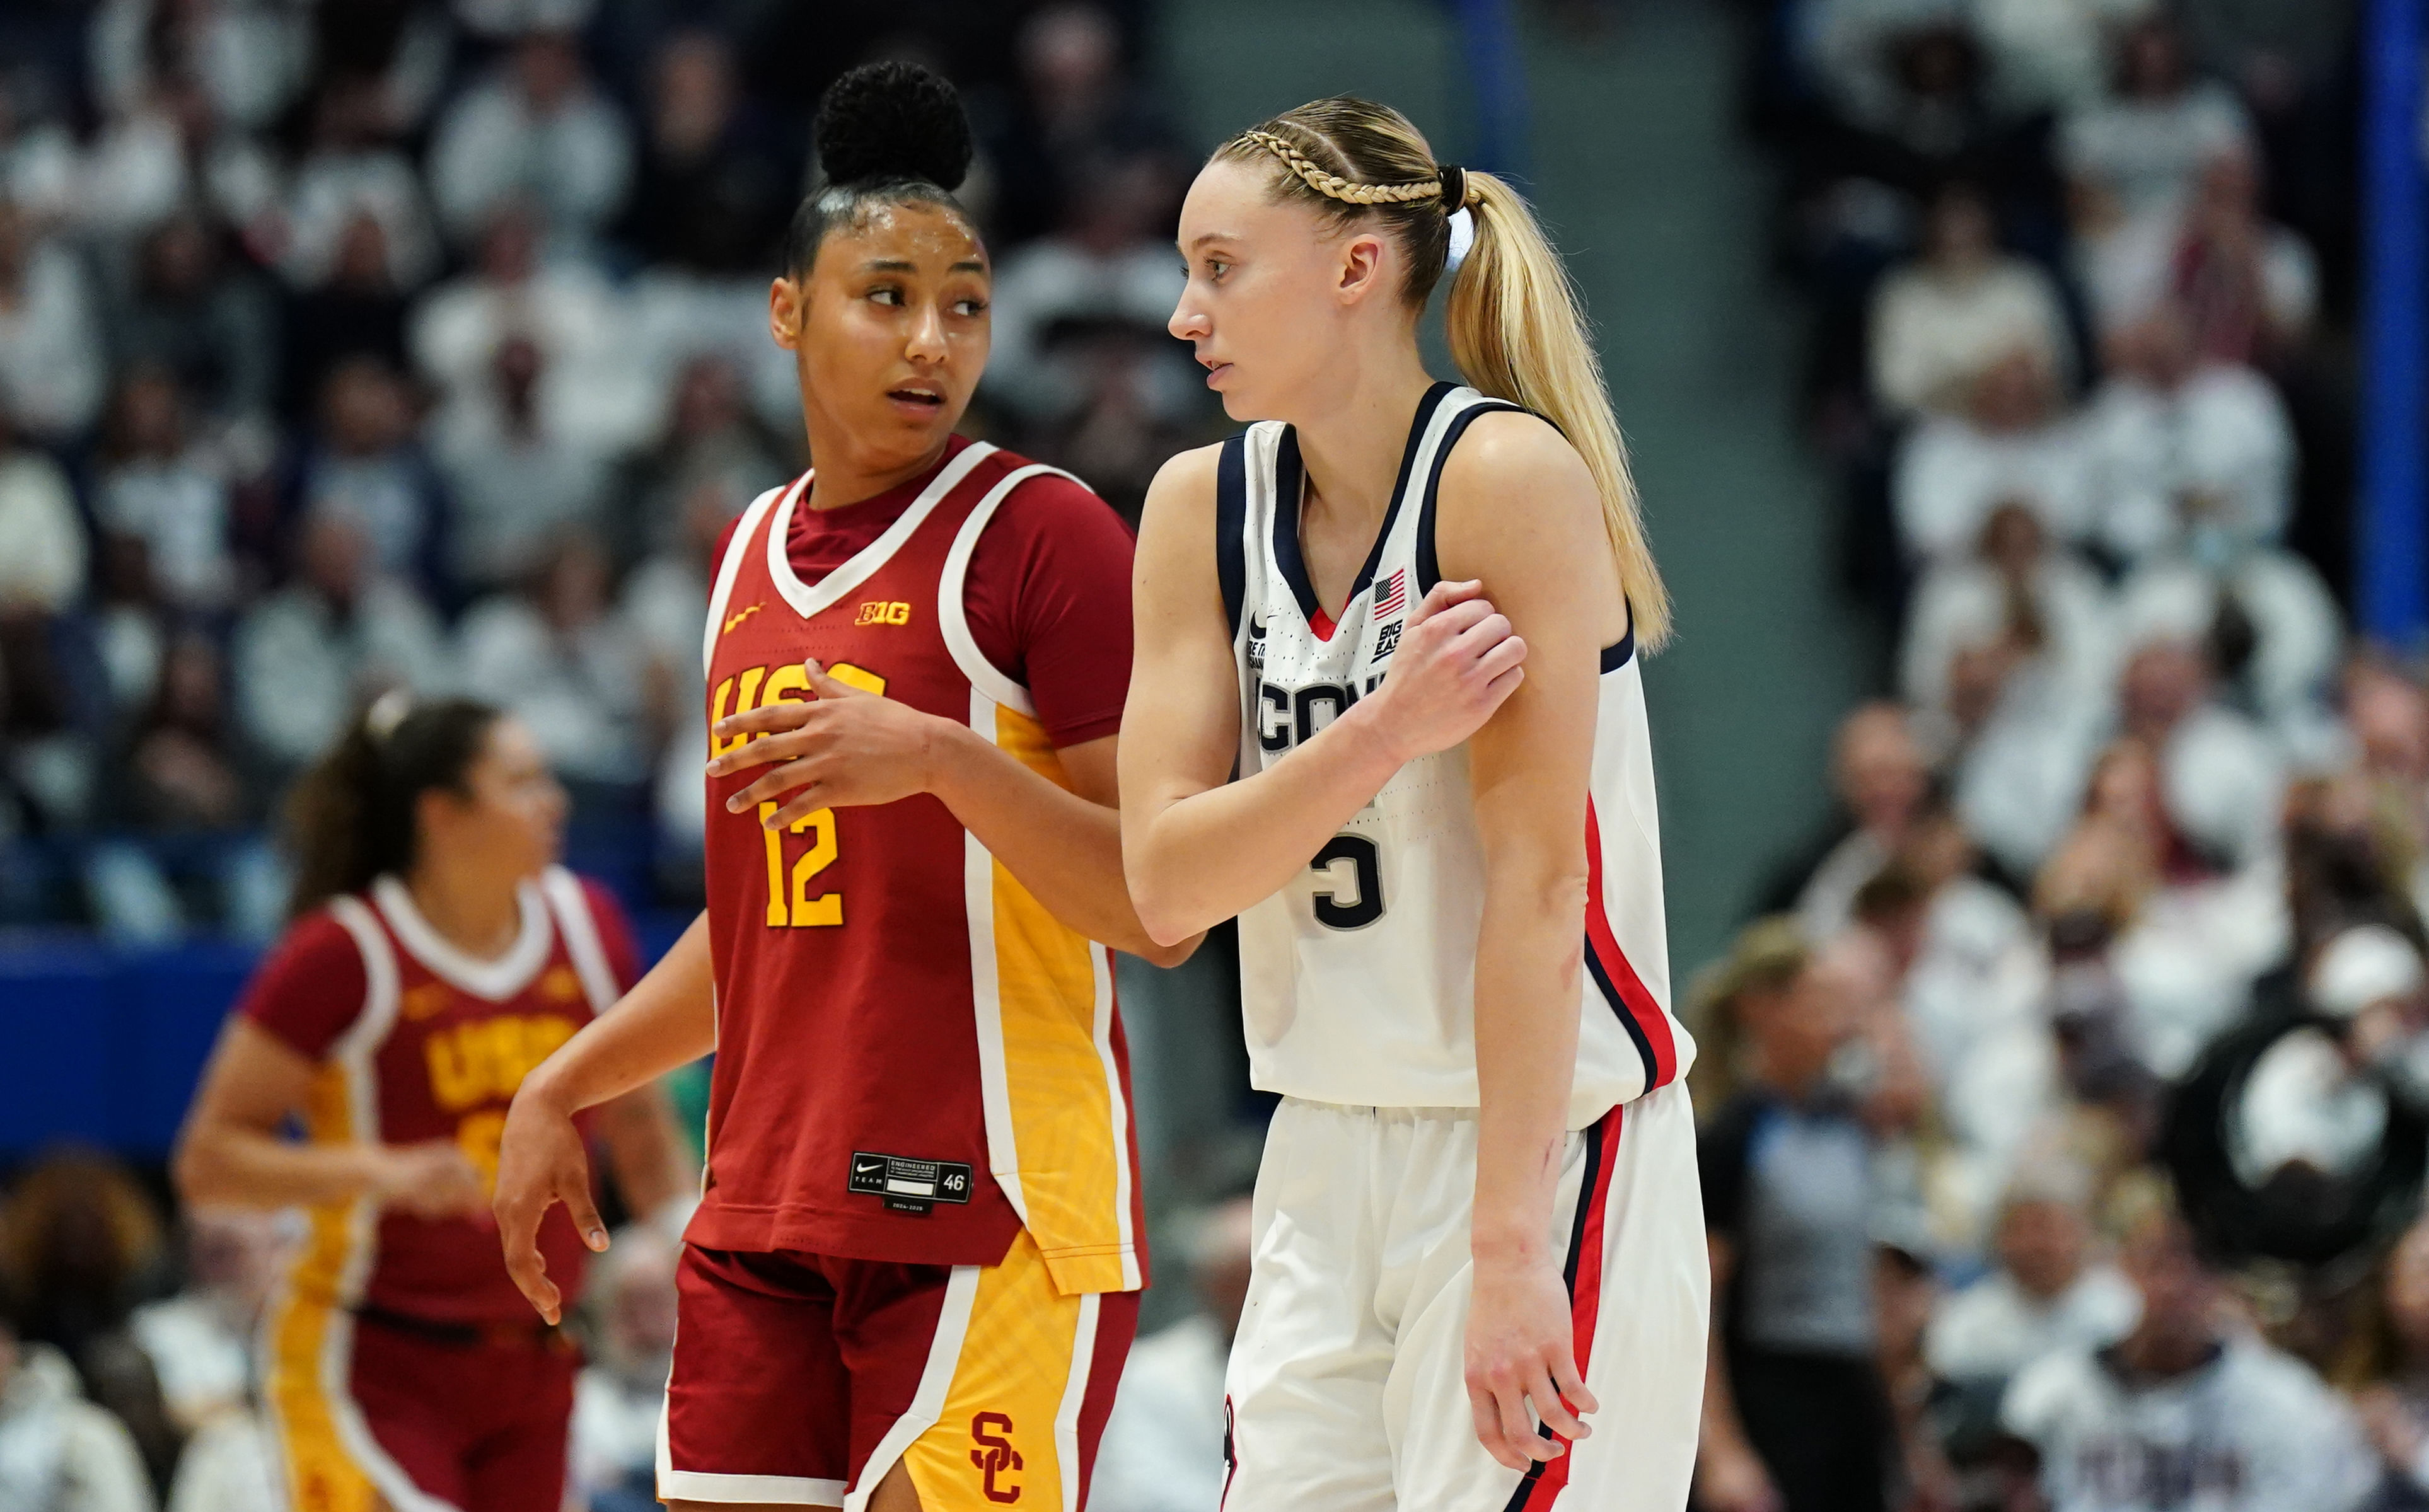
[1505,1100,1625,1512]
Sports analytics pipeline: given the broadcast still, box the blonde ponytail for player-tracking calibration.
[1217,98,1671,650]
[1447,175,1671,649]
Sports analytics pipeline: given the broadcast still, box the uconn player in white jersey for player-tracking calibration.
[1122,97,1707,1511]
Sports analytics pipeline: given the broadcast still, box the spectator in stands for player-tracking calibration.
[412,204,642,454]
[91,532,170,729]
[426,28,633,252]
[614,31,797,277]
[2060,16,2252,231]
[0,403,87,618]
[458,532,649,796]
[624,477,735,874]
[434,335,612,593]
[1869,182,2075,423]
[91,366,235,612]
[2348,1212,2429,1508]
[571,1224,680,1512]
[985,151,1186,430]
[1874,1232,1961,1512]
[2085,303,2295,562]
[1894,349,2096,562]
[1903,500,2115,727]
[0,198,106,443]
[1790,700,1930,941]
[290,355,445,591]
[0,1279,159,1512]
[2115,635,2285,873]
[2003,1197,2372,1512]
[1927,1166,2139,1385]
[0,75,79,229]
[982,4,1182,246]
[277,212,410,420]
[103,212,276,436]
[1094,1196,1255,1512]
[608,350,786,565]
[119,633,250,837]
[2169,146,2320,368]
[77,77,279,249]
[1973,0,2162,114]
[281,76,442,293]
[88,0,313,134]
[231,508,449,776]
[3,1150,167,1373]
[1695,918,1894,1512]
[128,1208,285,1435]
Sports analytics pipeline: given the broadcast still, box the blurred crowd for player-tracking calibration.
[0,0,1218,942]
[1699,1,2429,1509]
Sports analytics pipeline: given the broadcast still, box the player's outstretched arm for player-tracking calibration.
[495,911,716,1324]
[1437,411,1625,1470]
[1120,447,1532,945]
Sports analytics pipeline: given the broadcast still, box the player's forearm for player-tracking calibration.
[522,913,716,1117]
[177,1121,391,1209]
[599,1082,697,1222]
[926,724,1197,966]
[1468,892,1584,1263]
[1125,700,1405,944]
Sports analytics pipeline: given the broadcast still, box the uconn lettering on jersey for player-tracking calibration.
[1249,606,1408,753]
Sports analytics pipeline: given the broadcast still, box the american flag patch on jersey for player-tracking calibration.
[1374,568,1406,618]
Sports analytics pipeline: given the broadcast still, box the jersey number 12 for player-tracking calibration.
[1311,834,1384,930]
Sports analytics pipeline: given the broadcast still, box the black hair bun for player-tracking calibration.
[815,61,974,193]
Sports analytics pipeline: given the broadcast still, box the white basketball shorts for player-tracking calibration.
[1222,1083,1707,1512]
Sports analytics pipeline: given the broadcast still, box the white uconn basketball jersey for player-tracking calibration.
[1220,383,1694,1126]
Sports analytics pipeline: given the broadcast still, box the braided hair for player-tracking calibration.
[1214,97,1672,650]
[783,61,978,278]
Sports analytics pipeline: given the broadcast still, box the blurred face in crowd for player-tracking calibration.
[772,200,990,478]
[2348,662,2429,784]
[1739,954,1858,1097]
[1925,188,1995,271]
[1968,350,2056,434]
[2120,1213,2218,1363]
[515,32,583,114]
[1171,156,1418,424]
[298,511,369,606]
[1023,4,1120,111]
[1999,1197,2089,1301]
[2121,642,2208,743]
[415,716,565,886]
[653,33,735,154]
[322,357,413,457]
[1979,501,2043,579]
[2118,21,2187,100]
[2386,1216,2429,1357]
[113,369,186,459]
[1834,703,1925,836]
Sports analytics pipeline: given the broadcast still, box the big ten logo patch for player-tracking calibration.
[970,1412,1023,1503]
[856,600,912,626]
[424,1014,581,1114]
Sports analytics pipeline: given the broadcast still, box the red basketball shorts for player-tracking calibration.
[658,1228,1139,1509]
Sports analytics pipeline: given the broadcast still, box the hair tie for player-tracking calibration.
[365,688,414,743]
[1446,206,1476,273]
[1436,164,1468,211]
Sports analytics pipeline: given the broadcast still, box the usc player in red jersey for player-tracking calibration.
[490,63,1191,1512]
[173,695,692,1512]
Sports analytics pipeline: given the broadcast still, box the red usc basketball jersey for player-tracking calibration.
[693,439,1145,1295]
[242,867,641,1329]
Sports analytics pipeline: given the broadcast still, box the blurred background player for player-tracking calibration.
[172,693,687,1512]
[1122,95,1705,1511]
[490,62,1189,1512]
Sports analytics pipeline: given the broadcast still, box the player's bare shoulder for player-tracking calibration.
[1434,408,1603,560]
[1133,441,1228,576]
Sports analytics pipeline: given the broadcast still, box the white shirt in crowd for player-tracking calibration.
[0,1343,157,1512]
[163,1412,274,1512]
[1927,1263,2140,1382]
[571,1362,664,1505]
[1895,412,2099,563]
[96,456,234,610]
[2058,81,2252,222]
[1091,1314,1230,1512]
[0,237,105,441]
[1902,551,2118,718]
[2003,1336,2372,1512]
[2083,364,2295,562]
[0,450,87,613]
[458,595,649,785]
[232,579,453,768]
[982,236,1189,426]
[2116,555,2341,740]
[426,68,632,246]
[1870,257,2073,420]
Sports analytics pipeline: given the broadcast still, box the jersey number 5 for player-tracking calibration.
[1310,834,1384,930]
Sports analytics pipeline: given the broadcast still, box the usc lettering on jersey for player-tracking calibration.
[694,442,1144,1295]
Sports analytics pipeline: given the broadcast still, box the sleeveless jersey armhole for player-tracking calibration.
[1216,434,1248,641]
[1411,400,1636,671]
[702,480,794,679]
[322,896,405,1064]
[939,463,1093,719]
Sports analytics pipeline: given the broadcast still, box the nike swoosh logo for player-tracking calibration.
[724,604,762,634]
[854,1160,885,1174]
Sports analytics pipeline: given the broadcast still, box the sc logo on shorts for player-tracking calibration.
[970,1412,1023,1503]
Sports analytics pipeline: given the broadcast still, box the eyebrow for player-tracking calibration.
[857,258,989,274]
[1183,233,1241,252]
